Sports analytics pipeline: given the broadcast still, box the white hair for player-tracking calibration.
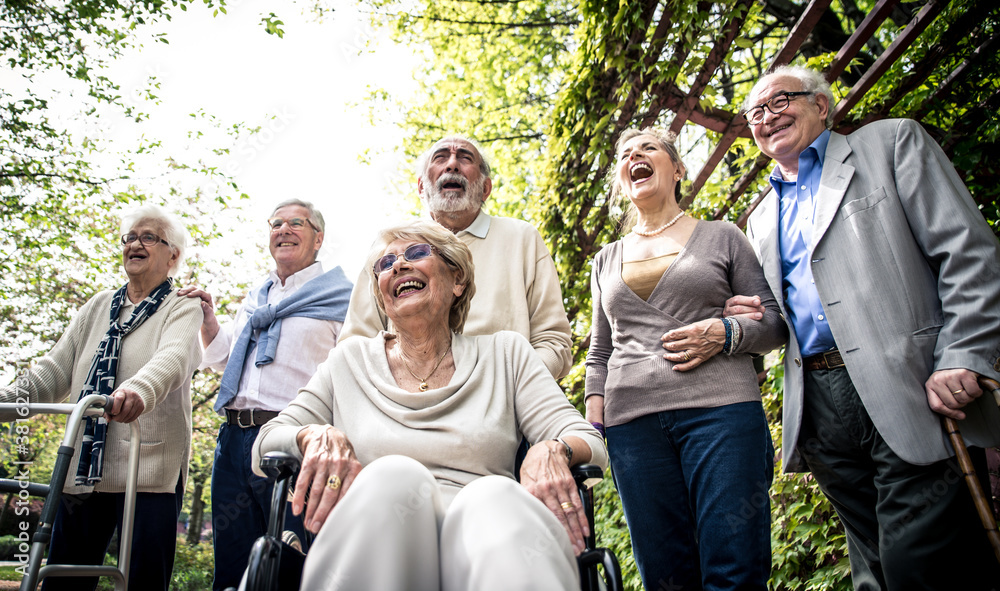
[416,135,493,182]
[270,198,326,233]
[119,204,188,276]
[745,65,835,127]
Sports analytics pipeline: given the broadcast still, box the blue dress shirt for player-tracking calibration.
[769,129,837,357]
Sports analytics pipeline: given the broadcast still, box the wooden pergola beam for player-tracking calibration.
[684,0,833,209]
[826,0,901,82]
[912,27,1000,121]
[668,0,755,135]
[831,0,950,126]
[852,4,993,129]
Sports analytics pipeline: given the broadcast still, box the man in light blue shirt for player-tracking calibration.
[727,65,1000,590]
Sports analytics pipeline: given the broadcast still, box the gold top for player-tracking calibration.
[622,253,677,301]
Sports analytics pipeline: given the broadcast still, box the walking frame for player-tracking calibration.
[0,394,141,591]
[943,376,1000,564]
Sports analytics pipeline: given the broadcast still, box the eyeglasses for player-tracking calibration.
[267,217,319,232]
[373,243,438,275]
[121,233,169,247]
[743,91,814,126]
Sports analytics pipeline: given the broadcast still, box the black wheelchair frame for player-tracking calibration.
[242,451,623,591]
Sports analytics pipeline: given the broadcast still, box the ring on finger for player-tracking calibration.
[560,501,574,511]
[326,475,342,490]
[682,351,691,362]
[951,388,965,394]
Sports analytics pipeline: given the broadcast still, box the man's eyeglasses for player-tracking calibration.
[743,91,814,126]
[268,217,319,232]
[373,243,440,275]
[121,233,170,247]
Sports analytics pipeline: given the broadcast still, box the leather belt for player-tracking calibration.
[803,349,845,372]
[225,408,280,428]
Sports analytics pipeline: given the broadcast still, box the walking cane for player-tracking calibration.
[942,376,1000,564]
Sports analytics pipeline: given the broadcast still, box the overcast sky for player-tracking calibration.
[102,0,423,281]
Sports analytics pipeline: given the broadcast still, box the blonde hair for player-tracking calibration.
[609,127,687,232]
[366,220,476,333]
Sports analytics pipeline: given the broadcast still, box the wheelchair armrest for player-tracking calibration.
[571,464,604,490]
[260,451,300,481]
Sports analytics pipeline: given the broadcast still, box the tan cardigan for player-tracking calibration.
[0,288,202,494]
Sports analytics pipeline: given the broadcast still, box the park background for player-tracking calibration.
[1,0,998,589]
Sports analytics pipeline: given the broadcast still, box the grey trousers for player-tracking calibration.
[299,455,580,591]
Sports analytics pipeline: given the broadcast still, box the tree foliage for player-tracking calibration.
[1,0,269,573]
[361,0,999,588]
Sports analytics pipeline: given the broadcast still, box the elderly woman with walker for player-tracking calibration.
[0,204,202,591]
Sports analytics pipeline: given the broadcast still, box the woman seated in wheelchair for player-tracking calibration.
[252,219,607,590]
[0,205,202,591]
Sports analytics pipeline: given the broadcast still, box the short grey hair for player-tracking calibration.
[366,220,476,334]
[119,204,188,276]
[744,65,835,127]
[416,135,492,181]
[271,198,325,233]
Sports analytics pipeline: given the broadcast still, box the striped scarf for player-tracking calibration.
[75,279,173,486]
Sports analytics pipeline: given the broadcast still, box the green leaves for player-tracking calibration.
[262,13,286,38]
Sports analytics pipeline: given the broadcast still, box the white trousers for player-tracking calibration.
[299,455,580,591]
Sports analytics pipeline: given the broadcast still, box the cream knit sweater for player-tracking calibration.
[254,331,606,505]
[1,288,202,494]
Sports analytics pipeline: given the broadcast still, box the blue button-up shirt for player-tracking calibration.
[769,129,837,357]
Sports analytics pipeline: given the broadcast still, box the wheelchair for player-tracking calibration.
[0,394,141,591]
[240,451,623,591]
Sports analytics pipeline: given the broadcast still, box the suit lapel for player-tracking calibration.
[809,132,854,250]
[812,132,854,249]
[749,188,787,317]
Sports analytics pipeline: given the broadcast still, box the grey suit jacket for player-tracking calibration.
[746,119,1000,473]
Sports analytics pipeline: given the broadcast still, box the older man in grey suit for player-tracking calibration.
[728,65,1000,589]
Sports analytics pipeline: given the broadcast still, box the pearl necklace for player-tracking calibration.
[632,211,685,237]
[400,344,452,392]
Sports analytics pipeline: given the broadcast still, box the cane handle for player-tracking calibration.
[979,376,1000,408]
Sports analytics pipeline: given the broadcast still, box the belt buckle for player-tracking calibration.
[237,410,254,428]
[823,350,843,368]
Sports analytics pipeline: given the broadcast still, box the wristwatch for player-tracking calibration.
[552,437,573,464]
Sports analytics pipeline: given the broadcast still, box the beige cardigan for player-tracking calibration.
[1,288,202,494]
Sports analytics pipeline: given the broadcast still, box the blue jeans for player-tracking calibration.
[211,423,305,591]
[607,402,773,591]
[42,475,183,591]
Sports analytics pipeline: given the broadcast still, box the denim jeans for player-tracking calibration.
[211,423,305,591]
[607,402,773,591]
[42,475,183,591]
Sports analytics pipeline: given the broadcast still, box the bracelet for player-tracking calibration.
[552,437,573,464]
[590,421,606,439]
[722,318,733,355]
[730,317,743,354]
